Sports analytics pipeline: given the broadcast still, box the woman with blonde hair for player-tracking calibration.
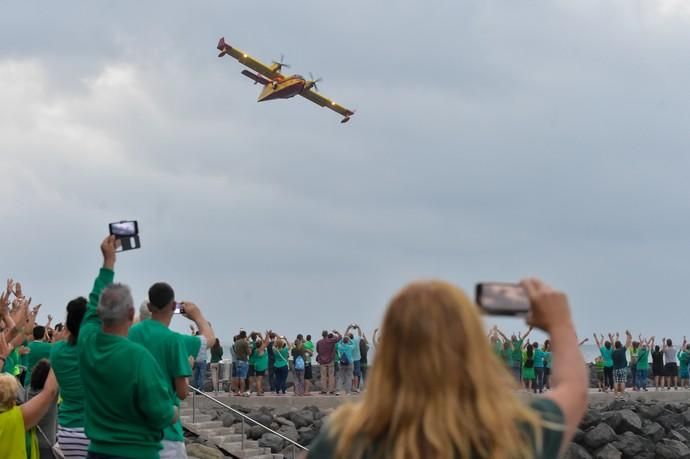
[306,279,587,459]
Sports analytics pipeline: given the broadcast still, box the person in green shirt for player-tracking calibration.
[78,236,177,459]
[50,296,91,456]
[593,333,614,392]
[129,281,213,459]
[249,332,269,396]
[24,326,52,389]
[635,337,652,392]
[303,335,315,393]
[677,339,690,390]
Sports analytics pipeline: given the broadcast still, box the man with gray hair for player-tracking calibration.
[78,236,177,459]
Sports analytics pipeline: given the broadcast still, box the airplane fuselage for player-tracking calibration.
[258,76,309,102]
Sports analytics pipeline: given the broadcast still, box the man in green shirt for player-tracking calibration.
[303,334,315,393]
[129,282,214,459]
[24,325,52,388]
[78,236,177,459]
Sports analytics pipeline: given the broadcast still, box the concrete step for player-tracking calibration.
[188,420,223,429]
[181,413,212,422]
[222,446,270,458]
[209,433,244,444]
[196,427,232,437]
[180,408,193,416]
[223,439,260,449]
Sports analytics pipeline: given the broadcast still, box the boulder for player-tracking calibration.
[612,431,653,457]
[665,402,689,413]
[670,430,689,444]
[259,433,286,453]
[594,444,622,459]
[683,409,690,426]
[275,416,296,428]
[655,439,690,459]
[602,412,622,431]
[573,428,585,444]
[642,422,665,442]
[246,412,273,428]
[584,423,618,450]
[278,424,299,442]
[288,411,311,429]
[563,443,593,459]
[298,427,319,446]
[657,413,685,432]
[580,410,602,430]
[185,444,224,459]
[676,426,690,442]
[616,409,642,434]
[221,412,238,427]
[247,424,265,440]
[636,404,666,420]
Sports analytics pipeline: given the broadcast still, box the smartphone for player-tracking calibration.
[174,302,185,314]
[108,220,141,251]
[475,282,530,316]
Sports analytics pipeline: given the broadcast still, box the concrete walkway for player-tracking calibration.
[188,388,690,412]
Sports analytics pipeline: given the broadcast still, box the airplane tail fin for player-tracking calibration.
[217,37,229,57]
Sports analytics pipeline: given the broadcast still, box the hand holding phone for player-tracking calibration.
[108,220,141,251]
[174,302,185,315]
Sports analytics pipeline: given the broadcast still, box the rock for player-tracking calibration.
[637,404,666,420]
[676,426,690,442]
[221,412,238,427]
[277,424,299,442]
[642,422,665,442]
[275,416,296,428]
[584,423,618,450]
[573,428,585,444]
[298,427,318,445]
[594,444,622,459]
[259,433,285,453]
[231,404,251,414]
[683,409,690,426]
[580,410,603,430]
[658,413,684,432]
[617,409,642,434]
[670,430,689,443]
[665,402,689,413]
[246,412,273,428]
[602,412,622,431]
[655,439,690,458]
[248,424,264,440]
[288,411,311,429]
[563,443,593,459]
[612,431,653,457]
[185,444,224,459]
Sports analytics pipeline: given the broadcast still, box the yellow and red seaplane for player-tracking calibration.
[217,37,355,123]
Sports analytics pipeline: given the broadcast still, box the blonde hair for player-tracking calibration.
[0,373,19,412]
[328,280,542,459]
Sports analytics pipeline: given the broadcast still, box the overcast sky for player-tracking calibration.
[2,1,690,344]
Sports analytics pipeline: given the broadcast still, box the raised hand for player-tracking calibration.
[101,235,117,269]
[5,278,14,295]
[0,332,13,358]
[13,282,22,299]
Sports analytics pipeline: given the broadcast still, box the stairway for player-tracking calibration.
[180,399,290,459]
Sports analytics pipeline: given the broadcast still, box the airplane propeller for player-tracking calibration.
[271,54,290,71]
[307,72,323,92]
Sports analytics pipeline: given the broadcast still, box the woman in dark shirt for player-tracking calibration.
[210,338,223,394]
[305,279,587,459]
[651,339,664,391]
[611,330,632,400]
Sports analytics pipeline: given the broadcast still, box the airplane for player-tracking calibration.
[216,37,355,123]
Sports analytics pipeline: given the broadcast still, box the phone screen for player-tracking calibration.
[475,282,530,316]
[174,302,185,314]
[109,221,138,237]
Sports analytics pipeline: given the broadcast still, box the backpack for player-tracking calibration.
[340,352,351,366]
[295,355,305,371]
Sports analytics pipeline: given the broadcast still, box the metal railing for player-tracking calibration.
[187,385,309,459]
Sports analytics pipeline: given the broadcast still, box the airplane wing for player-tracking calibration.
[217,37,283,81]
[299,89,355,123]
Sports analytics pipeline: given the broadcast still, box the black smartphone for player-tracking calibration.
[108,220,141,251]
[174,302,185,314]
[475,282,530,316]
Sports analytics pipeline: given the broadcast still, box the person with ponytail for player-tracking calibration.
[305,279,587,459]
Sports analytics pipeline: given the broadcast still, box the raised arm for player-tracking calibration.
[520,326,534,341]
[624,330,632,348]
[522,278,587,456]
[355,325,362,337]
[495,327,510,343]
[662,338,667,351]
[593,333,601,348]
[79,236,117,345]
[578,338,589,346]
[372,328,379,347]
[181,302,215,349]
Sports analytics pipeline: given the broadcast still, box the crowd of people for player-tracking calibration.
[204,324,373,398]
[1,235,593,458]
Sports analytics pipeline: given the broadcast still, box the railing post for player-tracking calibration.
[192,388,196,424]
[292,444,296,458]
[241,418,245,449]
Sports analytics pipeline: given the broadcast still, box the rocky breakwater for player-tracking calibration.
[197,403,329,455]
[566,399,690,459]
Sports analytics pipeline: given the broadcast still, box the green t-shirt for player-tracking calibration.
[2,350,15,374]
[600,347,613,367]
[129,319,193,442]
[511,339,524,365]
[78,268,175,459]
[180,334,202,361]
[253,345,269,372]
[595,360,605,374]
[248,341,258,366]
[307,398,564,459]
[274,347,290,368]
[678,351,690,367]
[636,348,650,370]
[303,341,315,364]
[25,340,52,387]
[210,346,223,363]
[50,340,85,428]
